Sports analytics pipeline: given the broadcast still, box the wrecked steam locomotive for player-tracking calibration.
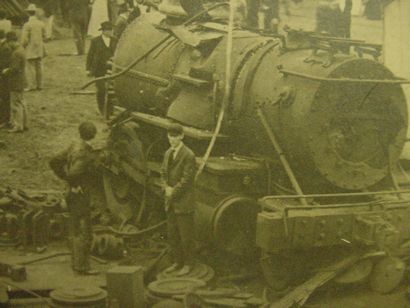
[101,1,410,291]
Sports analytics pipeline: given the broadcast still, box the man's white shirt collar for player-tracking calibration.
[171,142,183,159]
[101,35,110,47]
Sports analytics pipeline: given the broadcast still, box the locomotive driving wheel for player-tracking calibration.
[103,169,144,222]
[103,122,147,223]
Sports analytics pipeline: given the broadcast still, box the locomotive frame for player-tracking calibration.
[98,4,410,292]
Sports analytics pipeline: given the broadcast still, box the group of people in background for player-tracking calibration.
[66,0,141,56]
[0,4,47,133]
[0,0,142,132]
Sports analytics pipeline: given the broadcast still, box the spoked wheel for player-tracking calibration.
[369,256,406,294]
[104,122,147,223]
[103,168,144,223]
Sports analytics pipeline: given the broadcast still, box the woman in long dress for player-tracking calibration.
[88,0,109,37]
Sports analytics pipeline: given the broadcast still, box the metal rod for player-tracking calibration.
[19,252,70,265]
[109,220,166,237]
[195,0,234,180]
[0,279,57,307]
[280,199,409,211]
[112,65,169,86]
[81,35,172,89]
[262,189,410,200]
[279,69,410,84]
[256,106,307,208]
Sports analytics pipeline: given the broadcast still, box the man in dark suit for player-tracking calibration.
[0,30,11,128]
[161,124,196,276]
[86,21,117,116]
[2,32,27,133]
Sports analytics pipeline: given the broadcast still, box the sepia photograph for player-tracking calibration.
[0,0,409,307]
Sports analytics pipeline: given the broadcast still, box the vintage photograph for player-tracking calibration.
[0,0,409,307]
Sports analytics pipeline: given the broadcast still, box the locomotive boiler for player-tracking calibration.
[101,1,410,291]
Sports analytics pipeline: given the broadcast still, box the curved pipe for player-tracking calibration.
[80,2,230,90]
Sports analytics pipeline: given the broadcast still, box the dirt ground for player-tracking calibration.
[0,38,106,191]
[0,1,409,307]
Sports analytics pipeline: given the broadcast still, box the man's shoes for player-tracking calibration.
[35,246,47,253]
[164,263,180,273]
[82,269,100,275]
[176,265,191,277]
[7,128,23,133]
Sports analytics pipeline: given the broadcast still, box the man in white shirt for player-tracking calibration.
[21,4,46,91]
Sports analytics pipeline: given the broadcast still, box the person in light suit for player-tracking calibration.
[161,123,197,277]
[21,4,46,91]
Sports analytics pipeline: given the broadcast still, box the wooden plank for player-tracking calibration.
[270,254,362,308]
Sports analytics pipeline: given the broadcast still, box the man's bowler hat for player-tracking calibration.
[99,21,113,31]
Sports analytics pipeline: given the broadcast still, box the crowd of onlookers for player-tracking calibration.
[0,4,46,133]
[0,0,143,133]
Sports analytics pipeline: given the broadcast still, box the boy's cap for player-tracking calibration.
[167,123,183,136]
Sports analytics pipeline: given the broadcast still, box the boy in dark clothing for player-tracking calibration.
[49,122,99,275]
[161,124,197,277]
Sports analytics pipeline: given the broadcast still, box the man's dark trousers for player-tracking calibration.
[0,80,10,125]
[167,209,194,267]
[95,79,106,115]
[66,189,92,273]
[71,20,87,55]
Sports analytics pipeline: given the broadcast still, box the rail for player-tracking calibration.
[278,68,410,84]
[261,189,410,200]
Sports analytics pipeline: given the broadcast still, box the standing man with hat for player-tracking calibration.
[86,21,117,116]
[21,4,46,91]
[161,123,197,276]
